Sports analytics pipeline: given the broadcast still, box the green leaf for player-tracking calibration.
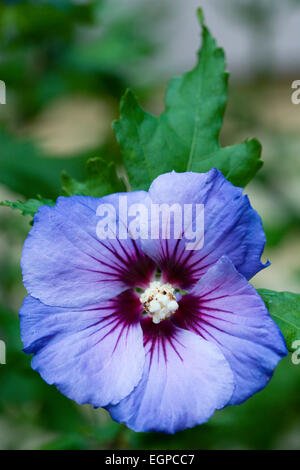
[0,196,55,217]
[61,156,126,197]
[258,289,300,351]
[114,8,262,190]
[191,139,263,187]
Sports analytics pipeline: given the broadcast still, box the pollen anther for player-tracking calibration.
[140,281,179,324]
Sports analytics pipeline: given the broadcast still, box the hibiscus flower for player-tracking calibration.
[20,169,287,433]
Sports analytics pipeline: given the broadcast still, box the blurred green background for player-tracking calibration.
[0,0,300,450]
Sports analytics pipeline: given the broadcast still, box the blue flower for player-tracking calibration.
[20,169,287,433]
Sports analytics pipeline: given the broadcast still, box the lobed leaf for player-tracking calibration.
[61,156,125,198]
[0,197,55,217]
[114,8,262,190]
[258,288,300,351]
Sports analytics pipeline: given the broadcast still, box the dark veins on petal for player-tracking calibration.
[102,289,143,325]
[141,317,184,366]
[173,293,233,340]
[87,237,156,289]
[120,241,156,288]
[159,238,206,289]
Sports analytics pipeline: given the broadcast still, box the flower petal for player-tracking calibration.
[20,290,145,407]
[22,193,155,308]
[108,320,234,433]
[141,169,268,289]
[175,256,287,405]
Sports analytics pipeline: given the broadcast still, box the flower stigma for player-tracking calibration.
[140,281,179,324]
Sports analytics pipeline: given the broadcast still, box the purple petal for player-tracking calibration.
[175,256,287,405]
[20,290,145,407]
[108,320,234,433]
[22,193,155,308]
[141,169,269,289]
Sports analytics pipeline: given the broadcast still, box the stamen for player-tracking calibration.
[140,281,179,324]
